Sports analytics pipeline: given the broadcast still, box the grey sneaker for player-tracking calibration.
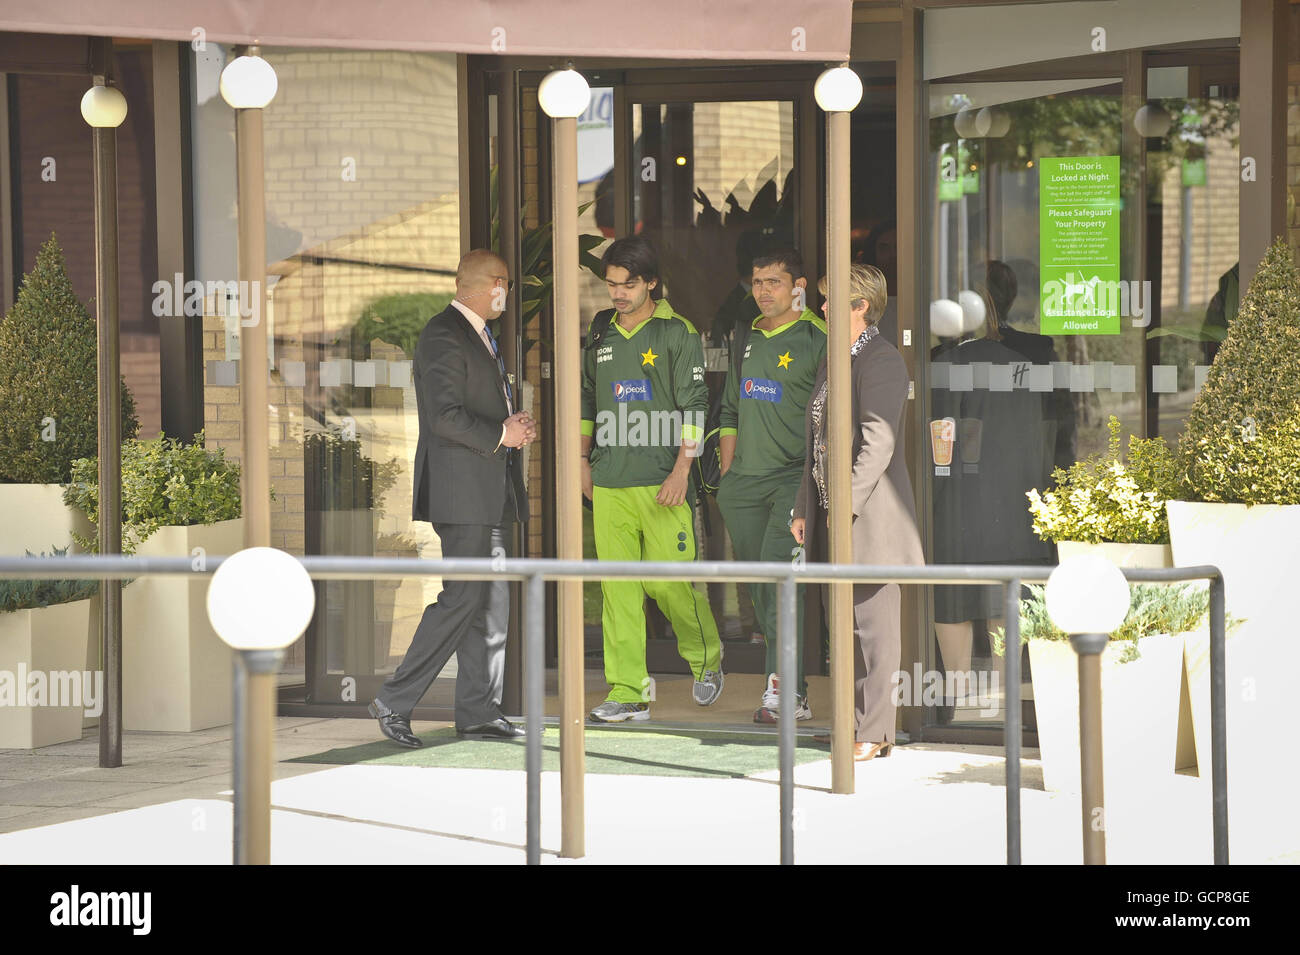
[693,669,725,706]
[589,700,650,723]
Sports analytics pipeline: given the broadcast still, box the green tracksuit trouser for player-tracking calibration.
[716,466,807,694]
[592,484,722,704]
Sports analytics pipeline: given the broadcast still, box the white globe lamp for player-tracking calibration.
[80,85,128,128]
[814,65,863,113]
[220,53,278,109]
[1045,554,1130,635]
[207,547,315,651]
[538,67,591,119]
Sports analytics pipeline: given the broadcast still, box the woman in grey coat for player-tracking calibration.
[792,264,923,761]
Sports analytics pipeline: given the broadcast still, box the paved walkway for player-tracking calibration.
[0,718,1294,864]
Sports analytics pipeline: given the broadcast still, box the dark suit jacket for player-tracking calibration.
[794,334,923,567]
[411,304,527,526]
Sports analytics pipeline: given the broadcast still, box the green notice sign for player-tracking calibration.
[1039,155,1121,335]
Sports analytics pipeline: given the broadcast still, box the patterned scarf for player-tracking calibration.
[811,324,879,510]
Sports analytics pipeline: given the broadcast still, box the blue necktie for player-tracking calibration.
[486,329,513,412]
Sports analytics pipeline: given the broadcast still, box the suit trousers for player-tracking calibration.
[379,522,508,727]
[851,582,902,744]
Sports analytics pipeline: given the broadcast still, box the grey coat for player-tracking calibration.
[794,333,923,567]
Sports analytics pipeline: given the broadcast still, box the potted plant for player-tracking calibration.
[0,234,138,557]
[303,430,401,681]
[63,432,242,732]
[0,548,98,749]
[994,582,1219,797]
[1026,416,1180,568]
[1166,238,1300,845]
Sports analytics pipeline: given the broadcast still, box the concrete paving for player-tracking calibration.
[0,717,1294,864]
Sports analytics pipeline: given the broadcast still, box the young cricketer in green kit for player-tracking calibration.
[716,249,826,723]
[580,237,724,723]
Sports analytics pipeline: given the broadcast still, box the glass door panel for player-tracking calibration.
[588,97,798,674]
[923,60,1238,730]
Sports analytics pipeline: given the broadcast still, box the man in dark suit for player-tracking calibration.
[368,249,535,747]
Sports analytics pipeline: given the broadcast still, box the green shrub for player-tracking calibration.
[0,234,139,483]
[0,547,98,614]
[992,582,1230,663]
[63,431,241,554]
[1026,416,1181,544]
[352,292,455,359]
[1179,238,1300,504]
[302,432,400,511]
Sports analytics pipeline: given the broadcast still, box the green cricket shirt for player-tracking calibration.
[581,298,708,488]
[719,308,827,477]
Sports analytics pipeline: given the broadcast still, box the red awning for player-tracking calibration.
[0,0,852,61]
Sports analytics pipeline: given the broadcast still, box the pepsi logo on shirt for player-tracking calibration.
[741,377,782,402]
[611,379,654,402]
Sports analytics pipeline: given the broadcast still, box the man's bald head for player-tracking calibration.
[455,249,510,319]
[457,249,507,288]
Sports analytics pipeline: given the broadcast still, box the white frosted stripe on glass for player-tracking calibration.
[388,361,413,389]
[1109,364,1136,393]
[207,360,237,387]
[1029,364,1054,392]
[1051,361,1072,388]
[1070,364,1095,393]
[988,364,1013,392]
[1091,361,1112,389]
[281,360,306,387]
[1152,364,1178,394]
[948,365,974,392]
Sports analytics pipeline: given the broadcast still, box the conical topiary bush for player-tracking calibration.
[1179,238,1300,504]
[0,233,138,484]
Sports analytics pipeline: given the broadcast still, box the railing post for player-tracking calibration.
[1002,578,1021,865]
[1070,632,1108,865]
[525,572,544,865]
[1209,572,1229,864]
[778,573,797,865]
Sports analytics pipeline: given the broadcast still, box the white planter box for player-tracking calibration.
[122,518,243,732]
[1167,501,1300,860]
[1028,632,1184,798]
[0,484,94,556]
[0,597,95,749]
[1055,540,1172,568]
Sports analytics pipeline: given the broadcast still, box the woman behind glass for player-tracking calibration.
[791,264,923,761]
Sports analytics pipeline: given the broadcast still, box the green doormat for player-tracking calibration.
[289,727,827,779]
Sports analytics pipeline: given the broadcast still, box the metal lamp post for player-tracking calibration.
[1044,553,1131,865]
[207,547,316,865]
[814,64,863,795]
[80,72,128,770]
[219,46,277,550]
[538,63,591,860]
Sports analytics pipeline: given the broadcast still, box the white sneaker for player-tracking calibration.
[753,673,812,723]
[589,701,650,723]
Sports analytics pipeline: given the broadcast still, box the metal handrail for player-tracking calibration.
[0,554,1227,865]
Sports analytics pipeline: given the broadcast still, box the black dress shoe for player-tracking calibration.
[456,718,526,740]
[368,698,423,748]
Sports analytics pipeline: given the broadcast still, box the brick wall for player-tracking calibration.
[201,50,460,567]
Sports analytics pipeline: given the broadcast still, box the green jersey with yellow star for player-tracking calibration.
[719,308,827,477]
[581,297,708,489]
